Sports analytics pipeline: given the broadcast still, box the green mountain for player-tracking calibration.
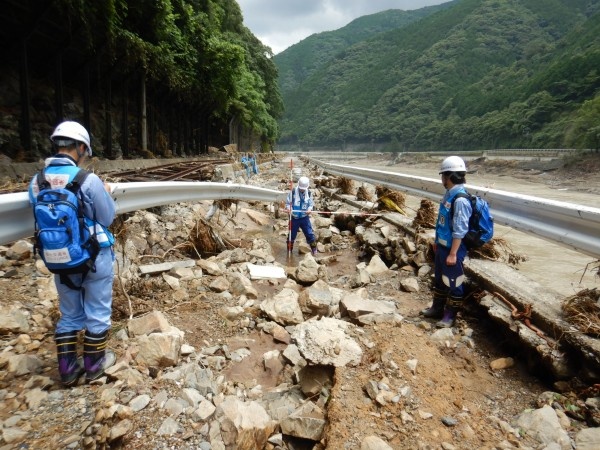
[275,3,455,93]
[275,0,600,151]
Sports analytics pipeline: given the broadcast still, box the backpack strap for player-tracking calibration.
[450,191,469,218]
[449,191,472,232]
[67,169,90,194]
[36,167,51,191]
[67,169,90,220]
[60,274,85,291]
[67,169,99,279]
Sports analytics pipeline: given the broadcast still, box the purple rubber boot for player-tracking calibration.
[55,331,84,387]
[83,330,116,382]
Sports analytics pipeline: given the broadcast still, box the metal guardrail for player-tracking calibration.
[312,161,600,260]
[282,149,579,158]
[2,163,599,260]
[0,182,287,245]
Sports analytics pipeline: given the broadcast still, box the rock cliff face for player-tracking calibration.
[0,67,128,162]
[0,66,233,163]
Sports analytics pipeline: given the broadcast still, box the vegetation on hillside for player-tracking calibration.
[47,0,283,148]
[276,0,600,151]
[99,0,283,147]
[275,3,454,93]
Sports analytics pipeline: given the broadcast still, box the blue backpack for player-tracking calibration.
[33,168,100,289]
[451,192,494,248]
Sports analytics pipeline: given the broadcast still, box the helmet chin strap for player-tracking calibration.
[75,143,87,166]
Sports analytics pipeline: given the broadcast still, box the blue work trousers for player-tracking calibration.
[55,247,115,334]
[290,215,316,245]
[434,244,467,297]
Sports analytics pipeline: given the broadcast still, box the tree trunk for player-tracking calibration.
[141,75,147,152]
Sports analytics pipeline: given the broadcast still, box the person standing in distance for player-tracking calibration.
[241,153,251,178]
[29,121,116,386]
[285,176,318,255]
[420,156,472,328]
[251,153,259,175]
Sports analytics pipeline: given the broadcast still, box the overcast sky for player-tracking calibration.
[237,0,452,55]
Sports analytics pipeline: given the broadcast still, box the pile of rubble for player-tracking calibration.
[0,161,599,449]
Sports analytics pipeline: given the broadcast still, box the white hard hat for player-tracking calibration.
[51,121,92,156]
[298,176,310,189]
[439,156,466,174]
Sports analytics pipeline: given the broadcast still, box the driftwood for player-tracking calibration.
[412,199,437,229]
[337,177,354,195]
[562,288,600,337]
[356,185,373,202]
[375,186,406,214]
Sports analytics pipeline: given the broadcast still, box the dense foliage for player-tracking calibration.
[275,0,600,151]
[275,3,453,94]
[56,0,283,146]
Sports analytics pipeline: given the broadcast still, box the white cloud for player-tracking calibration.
[238,0,451,54]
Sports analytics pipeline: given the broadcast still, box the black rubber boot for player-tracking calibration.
[420,289,446,319]
[436,295,463,328]
[310,241,318,256]
[55,331,84,387]
[83,329,116,382]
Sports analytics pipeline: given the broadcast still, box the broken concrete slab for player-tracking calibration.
[139,260,196,275]
[247,263,287,280]
[468,258,600,380]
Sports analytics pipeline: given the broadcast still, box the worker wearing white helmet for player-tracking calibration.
[50,120,93,161]
[28,120,116,386]
[421,156,472,328]
[298,176,309,189]
[285,176,318,255]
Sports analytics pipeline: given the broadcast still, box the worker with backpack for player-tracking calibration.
[28,121,116,387]
[420,155,493,328]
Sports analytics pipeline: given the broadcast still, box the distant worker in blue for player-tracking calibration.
[420,156,472,328]
[285,176,318,256]
[251,153,259,175]
[240,153,251,178]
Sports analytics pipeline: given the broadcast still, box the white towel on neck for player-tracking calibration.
[293,187,309,205]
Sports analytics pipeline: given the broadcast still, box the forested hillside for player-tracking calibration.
[0,0,283,160]
[275,0,600,151]
[275,2,455,93]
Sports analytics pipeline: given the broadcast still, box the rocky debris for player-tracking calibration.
[0,161,599,449]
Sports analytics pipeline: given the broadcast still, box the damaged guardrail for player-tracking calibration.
[311,160,600,260]
[0,182,287,245]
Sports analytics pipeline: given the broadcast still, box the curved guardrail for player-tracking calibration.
[312,160,600,260]
[0,182,287,245]
[282,148,579,159]
[2,164,599,260]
